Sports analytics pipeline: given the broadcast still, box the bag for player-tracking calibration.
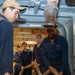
[44,0,59,21]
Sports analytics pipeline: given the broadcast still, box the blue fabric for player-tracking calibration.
[20,49,32,66]
[33,44,45,65]
[33,44,48,74]
[0,15,13,74]
[42,35,71,73]
[13,52,18,58]
[14,52,22,75]
[20,49,32,75]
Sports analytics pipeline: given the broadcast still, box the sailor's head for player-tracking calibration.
[2,0,26,23]
[43,21,57,39]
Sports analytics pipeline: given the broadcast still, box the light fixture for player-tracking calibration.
[18,32,31,34]
[14,41,36,44]
[25,41,37,44]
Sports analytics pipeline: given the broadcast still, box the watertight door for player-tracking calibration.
[57,17,73,75]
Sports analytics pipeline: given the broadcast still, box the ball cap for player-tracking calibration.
[2,0,26,10]
[43,21,57,28]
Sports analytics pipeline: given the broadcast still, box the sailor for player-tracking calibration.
[42,21,71,75]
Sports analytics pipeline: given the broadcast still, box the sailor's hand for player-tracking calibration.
[5,72,10,75]
[31,61,36,69]
[21,66,24,70]
[31,61,35,66]
[38,64,40,66]
[49,66,59,75]
[59,71,63,75]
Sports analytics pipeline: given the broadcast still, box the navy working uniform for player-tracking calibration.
[33,44,48,74]
[0,15,13,75]
[20,49,32,75]
[14,52,21,75]
[42,35,71,75]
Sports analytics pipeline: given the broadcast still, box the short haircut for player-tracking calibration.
[36,33,42,38]
[17,45,20,48]
[2,6,15,12]
[22,42,27,46]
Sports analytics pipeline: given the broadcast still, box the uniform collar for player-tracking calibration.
[0,14,8,21]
